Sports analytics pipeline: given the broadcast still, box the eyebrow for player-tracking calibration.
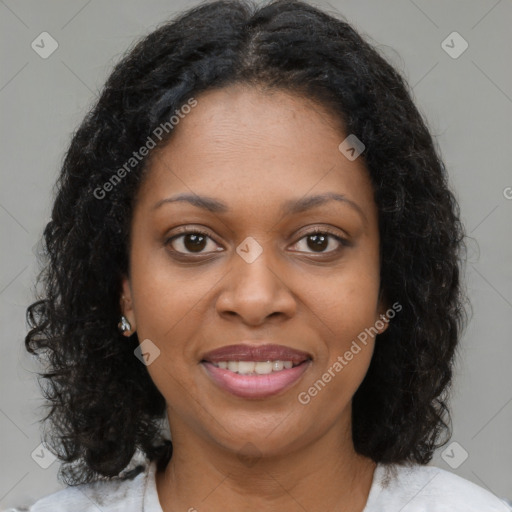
[152,192,367,224]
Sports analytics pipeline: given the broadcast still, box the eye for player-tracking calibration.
[291,228,349,254]
[165,226,350,257]
[166,228,222,255]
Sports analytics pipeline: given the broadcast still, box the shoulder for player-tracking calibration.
[5,463,150,512]
[366,462,512,511]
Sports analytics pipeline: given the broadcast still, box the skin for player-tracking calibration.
[120,83,389,512]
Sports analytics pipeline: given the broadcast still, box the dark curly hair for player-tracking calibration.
[25,0,469,486]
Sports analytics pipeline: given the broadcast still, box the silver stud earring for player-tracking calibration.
[118,315,132,334]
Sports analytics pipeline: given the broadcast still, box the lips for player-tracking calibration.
[202,360,311,399]
[200,343,313,398]
[200,343,312,365]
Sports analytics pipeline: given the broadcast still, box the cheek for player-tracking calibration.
[310,265,380,334]
[299,274,378,412]
[128,247,224,396]
[129,237,212,337]
[131,277,208,369]
[129,263,207,404]
[304,257,380,375]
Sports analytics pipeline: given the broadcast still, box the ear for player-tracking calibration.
[375,288,390,335]
[120,275,136,336]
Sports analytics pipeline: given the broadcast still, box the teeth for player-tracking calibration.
[272,360,284,372]
[211,360,299,375]
[238,361,257,374]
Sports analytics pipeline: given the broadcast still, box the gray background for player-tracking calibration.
[1,0,511,508]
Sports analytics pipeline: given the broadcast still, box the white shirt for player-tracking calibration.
[5,459,511,511]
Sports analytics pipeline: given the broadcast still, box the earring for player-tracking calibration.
[118,315,132,335]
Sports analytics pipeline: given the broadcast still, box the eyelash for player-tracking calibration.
[165,226,349,257]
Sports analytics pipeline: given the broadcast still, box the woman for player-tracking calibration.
[13,0,511,510]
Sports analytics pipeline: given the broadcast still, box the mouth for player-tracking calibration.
[206,359,305,374]
[200,343,312,399]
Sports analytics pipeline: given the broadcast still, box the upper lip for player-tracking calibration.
[201,344,312,364]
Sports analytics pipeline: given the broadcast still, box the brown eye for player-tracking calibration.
[166,229,220,254]
[291,229,349,254]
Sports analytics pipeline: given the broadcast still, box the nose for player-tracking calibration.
[215,248,297,326]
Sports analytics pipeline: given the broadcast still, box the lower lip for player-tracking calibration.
[201,360,311,399]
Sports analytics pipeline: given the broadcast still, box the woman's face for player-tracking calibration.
[121,84,388,459]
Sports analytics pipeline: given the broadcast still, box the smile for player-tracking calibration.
[211,360,299,374]
[201,359,311,399]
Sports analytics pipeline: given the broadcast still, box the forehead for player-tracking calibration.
[169,84,346,155]
[136,84,376,221]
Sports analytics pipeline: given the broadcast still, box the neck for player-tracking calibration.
[155,419,377,512]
